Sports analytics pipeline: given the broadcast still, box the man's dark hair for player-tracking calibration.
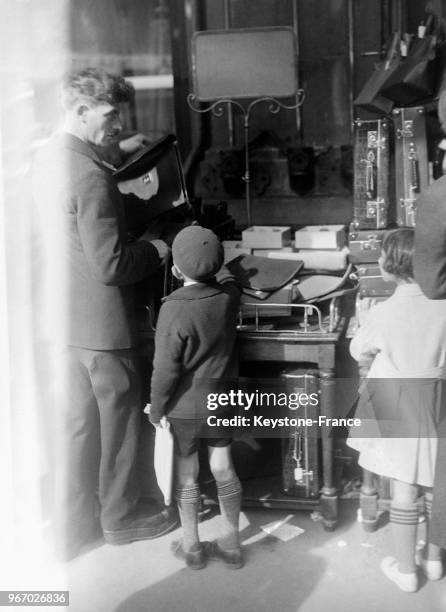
[381,228,414,280]
[61,68,134,109]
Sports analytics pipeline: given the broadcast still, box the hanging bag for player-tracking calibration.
[380,17,438,105]
[354,32,401,114]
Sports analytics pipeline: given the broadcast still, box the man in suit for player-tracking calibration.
[414,89,446,555]
[32,68,176,559]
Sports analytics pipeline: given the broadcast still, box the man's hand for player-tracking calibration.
[119,133,149,155]
[138,233,170,266]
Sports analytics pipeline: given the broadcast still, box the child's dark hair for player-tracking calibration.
[381,228,414,280]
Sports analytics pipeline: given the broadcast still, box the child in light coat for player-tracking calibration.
[348,228,446,592]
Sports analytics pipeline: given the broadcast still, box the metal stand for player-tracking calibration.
[187,92,305,226]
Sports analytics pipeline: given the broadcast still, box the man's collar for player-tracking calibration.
[56,132,113,169]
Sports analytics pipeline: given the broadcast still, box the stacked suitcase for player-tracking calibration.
[392,106,429,227]
[350,107,430,302]
[350,110,431,528]
[350,118,395,301]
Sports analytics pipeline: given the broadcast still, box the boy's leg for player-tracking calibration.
[175,452,201,552]
[208,444,242,551]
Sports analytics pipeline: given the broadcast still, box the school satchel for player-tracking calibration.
[379,34,438,106]
[354,32,400,114]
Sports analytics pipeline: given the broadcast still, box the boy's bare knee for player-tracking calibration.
[210,465,236,483]
[176,453,199,486]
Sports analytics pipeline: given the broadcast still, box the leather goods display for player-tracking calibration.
[239,282,299,318]
[113,134,188,221]
[348,227,388,264]
[354,32,400,115]
[293,272,351,302]
[392,106,429,227]
[281,368,319,499]
[226,254,303,293]
[353,119,392,229]
[380,34,438,106]
[356,264,396,298]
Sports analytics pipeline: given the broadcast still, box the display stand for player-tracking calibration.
[188,26,304,226]
[187,94,304,226]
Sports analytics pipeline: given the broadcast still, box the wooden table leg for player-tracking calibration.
[319,368,338,531]
[360,469,379,531]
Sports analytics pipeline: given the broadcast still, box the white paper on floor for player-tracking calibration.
[259,514,305,542]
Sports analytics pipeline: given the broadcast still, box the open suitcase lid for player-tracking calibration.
[226,254,303,295]
[113,134,188,219]
[113,134,178,180]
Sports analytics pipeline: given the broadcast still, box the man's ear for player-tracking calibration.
[76,103,90,122]
[171,264,184,281]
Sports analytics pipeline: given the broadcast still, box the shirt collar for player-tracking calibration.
[393,282,424,297]
[162,280,222,302]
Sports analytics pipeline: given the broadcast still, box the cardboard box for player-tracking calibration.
[242,226,292,249]
[294,225,346,250]
[266,247,349,271]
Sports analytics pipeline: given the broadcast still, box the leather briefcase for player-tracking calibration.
[357,264,396,298]
[348,227,388,264]
[392,106,429,227]
[353,119,393,229]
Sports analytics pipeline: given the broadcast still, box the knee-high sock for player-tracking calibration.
[424,493,442,561]
[390,502,419,574]
[175,484,201,552]
[216,478,242,550]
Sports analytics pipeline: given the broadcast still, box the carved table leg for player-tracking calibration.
[319,368,338,531]
[360,469,379,531]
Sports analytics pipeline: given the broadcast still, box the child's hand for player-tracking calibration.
[153,416,170,430]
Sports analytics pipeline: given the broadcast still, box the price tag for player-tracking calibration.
[294,467,304,481]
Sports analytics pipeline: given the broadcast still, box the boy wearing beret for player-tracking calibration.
[149,226,243,570]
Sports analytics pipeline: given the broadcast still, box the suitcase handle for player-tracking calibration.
[409,144,420,192]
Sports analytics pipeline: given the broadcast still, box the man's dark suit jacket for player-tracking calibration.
[414,175,446,299]
[32,133,161,349]
[414,175,446,548]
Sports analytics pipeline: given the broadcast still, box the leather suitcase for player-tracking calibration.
[357,264,396,298]
[392,106,429,227]
[280,368,319,499]
[348,226,387,264]
[353,118,392,229]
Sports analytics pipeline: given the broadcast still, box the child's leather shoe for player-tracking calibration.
[171,540,206,570]
[203,540,243,569]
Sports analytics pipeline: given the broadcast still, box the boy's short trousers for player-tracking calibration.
[168,417,232,457]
